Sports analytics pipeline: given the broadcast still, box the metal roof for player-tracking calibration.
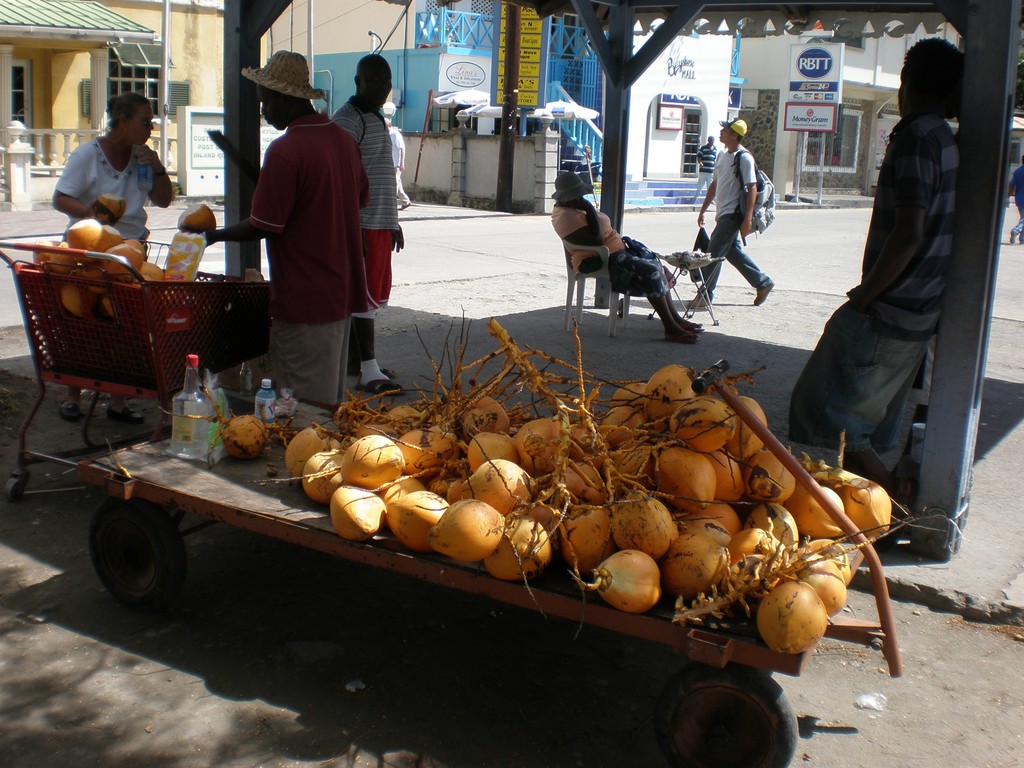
[0,0,154,40]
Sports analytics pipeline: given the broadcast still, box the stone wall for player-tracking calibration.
[737,90,779,173]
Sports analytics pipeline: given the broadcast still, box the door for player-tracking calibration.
[12,61,30,125]
[680,110,701,176]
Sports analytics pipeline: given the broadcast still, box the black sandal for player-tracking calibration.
[59,402,82,422]
[358,379,404,395]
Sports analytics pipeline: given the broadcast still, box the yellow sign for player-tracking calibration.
[497,61,540,77]
[495,4,544,108]
[521,33,542,49]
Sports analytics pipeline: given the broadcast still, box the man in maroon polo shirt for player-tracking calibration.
[193,51,368,406]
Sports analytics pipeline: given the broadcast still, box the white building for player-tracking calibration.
[736,26,961,199]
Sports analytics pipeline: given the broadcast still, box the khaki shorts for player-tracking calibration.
[269,317,351,407]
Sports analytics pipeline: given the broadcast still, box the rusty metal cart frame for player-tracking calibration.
[74,359,901,768]
[0,241,270,501]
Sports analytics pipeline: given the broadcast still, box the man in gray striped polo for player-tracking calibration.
[332,54,404,395]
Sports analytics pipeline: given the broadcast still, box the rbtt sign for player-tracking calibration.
[796,48,834,78]
[786,42,845,132]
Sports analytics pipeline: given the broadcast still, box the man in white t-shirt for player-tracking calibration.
[387,118,412,209]
[696,118,774,308]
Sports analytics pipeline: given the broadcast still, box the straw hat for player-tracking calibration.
[242,51,326,100]
[552,172,594,202]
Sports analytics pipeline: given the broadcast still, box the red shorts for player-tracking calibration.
[363,229,393,308]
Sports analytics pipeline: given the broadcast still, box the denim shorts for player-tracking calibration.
[788,302,929,453]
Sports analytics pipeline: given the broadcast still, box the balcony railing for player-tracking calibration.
[416,10,494,49]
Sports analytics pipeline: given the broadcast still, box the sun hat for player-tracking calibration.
[552,172,594,202]
[719,118,748,137]
[242,51,326,100]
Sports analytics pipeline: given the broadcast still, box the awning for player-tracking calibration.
[112,43,172,68]
[0,0,155,44]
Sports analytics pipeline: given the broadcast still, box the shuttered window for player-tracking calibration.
[80,79,191,120]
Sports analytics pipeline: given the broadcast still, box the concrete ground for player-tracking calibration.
[0,199,1022,767]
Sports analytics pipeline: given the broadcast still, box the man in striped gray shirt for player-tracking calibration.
[788,38,963,499]
[333,54,405,395]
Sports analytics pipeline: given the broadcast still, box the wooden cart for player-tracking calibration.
[76,364,901,768]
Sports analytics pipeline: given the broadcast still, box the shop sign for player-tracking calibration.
[784,103,837,132]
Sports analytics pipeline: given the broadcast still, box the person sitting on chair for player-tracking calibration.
[550,172,702,344]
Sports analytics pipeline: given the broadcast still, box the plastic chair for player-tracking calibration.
[562,240,631,337]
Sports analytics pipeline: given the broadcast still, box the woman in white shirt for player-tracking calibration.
[53,92,174,423]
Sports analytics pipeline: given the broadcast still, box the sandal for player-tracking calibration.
[665,332,699,345]
[107,406,145,424]
[59,402,82,422]
[358,378,404,395]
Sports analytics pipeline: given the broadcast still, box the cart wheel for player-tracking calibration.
[89,499,186,610]
[654,663,798,768]
[5,472,29,502]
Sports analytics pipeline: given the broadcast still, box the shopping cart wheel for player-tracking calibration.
[5,471,29,502]
[654,663,797,768]
[89,498,186,611]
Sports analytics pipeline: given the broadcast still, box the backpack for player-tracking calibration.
[734,149,776,234]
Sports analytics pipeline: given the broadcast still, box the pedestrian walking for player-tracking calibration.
[695,118,774,308]
[387,117,412,210]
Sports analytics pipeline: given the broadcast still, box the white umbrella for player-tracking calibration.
[458,103,506,118]
[535,100,599,121]
[433,89,491,106]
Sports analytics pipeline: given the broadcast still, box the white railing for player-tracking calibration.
[0,127,177,177]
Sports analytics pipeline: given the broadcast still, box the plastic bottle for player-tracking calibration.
[273,388,298,419]
[168,354,214,460]
[136,152,153,192]
[254,378,276,424]
[204,369,228,464]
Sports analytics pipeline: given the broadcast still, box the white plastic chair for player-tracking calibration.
[561,240,631,337]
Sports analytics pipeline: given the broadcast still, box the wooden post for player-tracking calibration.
[496,4,520,212]
[413,89,433,186]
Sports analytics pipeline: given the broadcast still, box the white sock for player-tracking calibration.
[360,359,384,385]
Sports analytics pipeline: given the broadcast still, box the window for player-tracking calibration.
[109,47,160,112]
[81,80,190,120]
[81,47,189,120]
[803,108,861,172]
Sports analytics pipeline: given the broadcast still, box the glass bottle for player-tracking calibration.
[238,360,254,396]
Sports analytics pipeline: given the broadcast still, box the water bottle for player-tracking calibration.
[168,354,214,460]
[136,149,153,192]
[255,378,276,424]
